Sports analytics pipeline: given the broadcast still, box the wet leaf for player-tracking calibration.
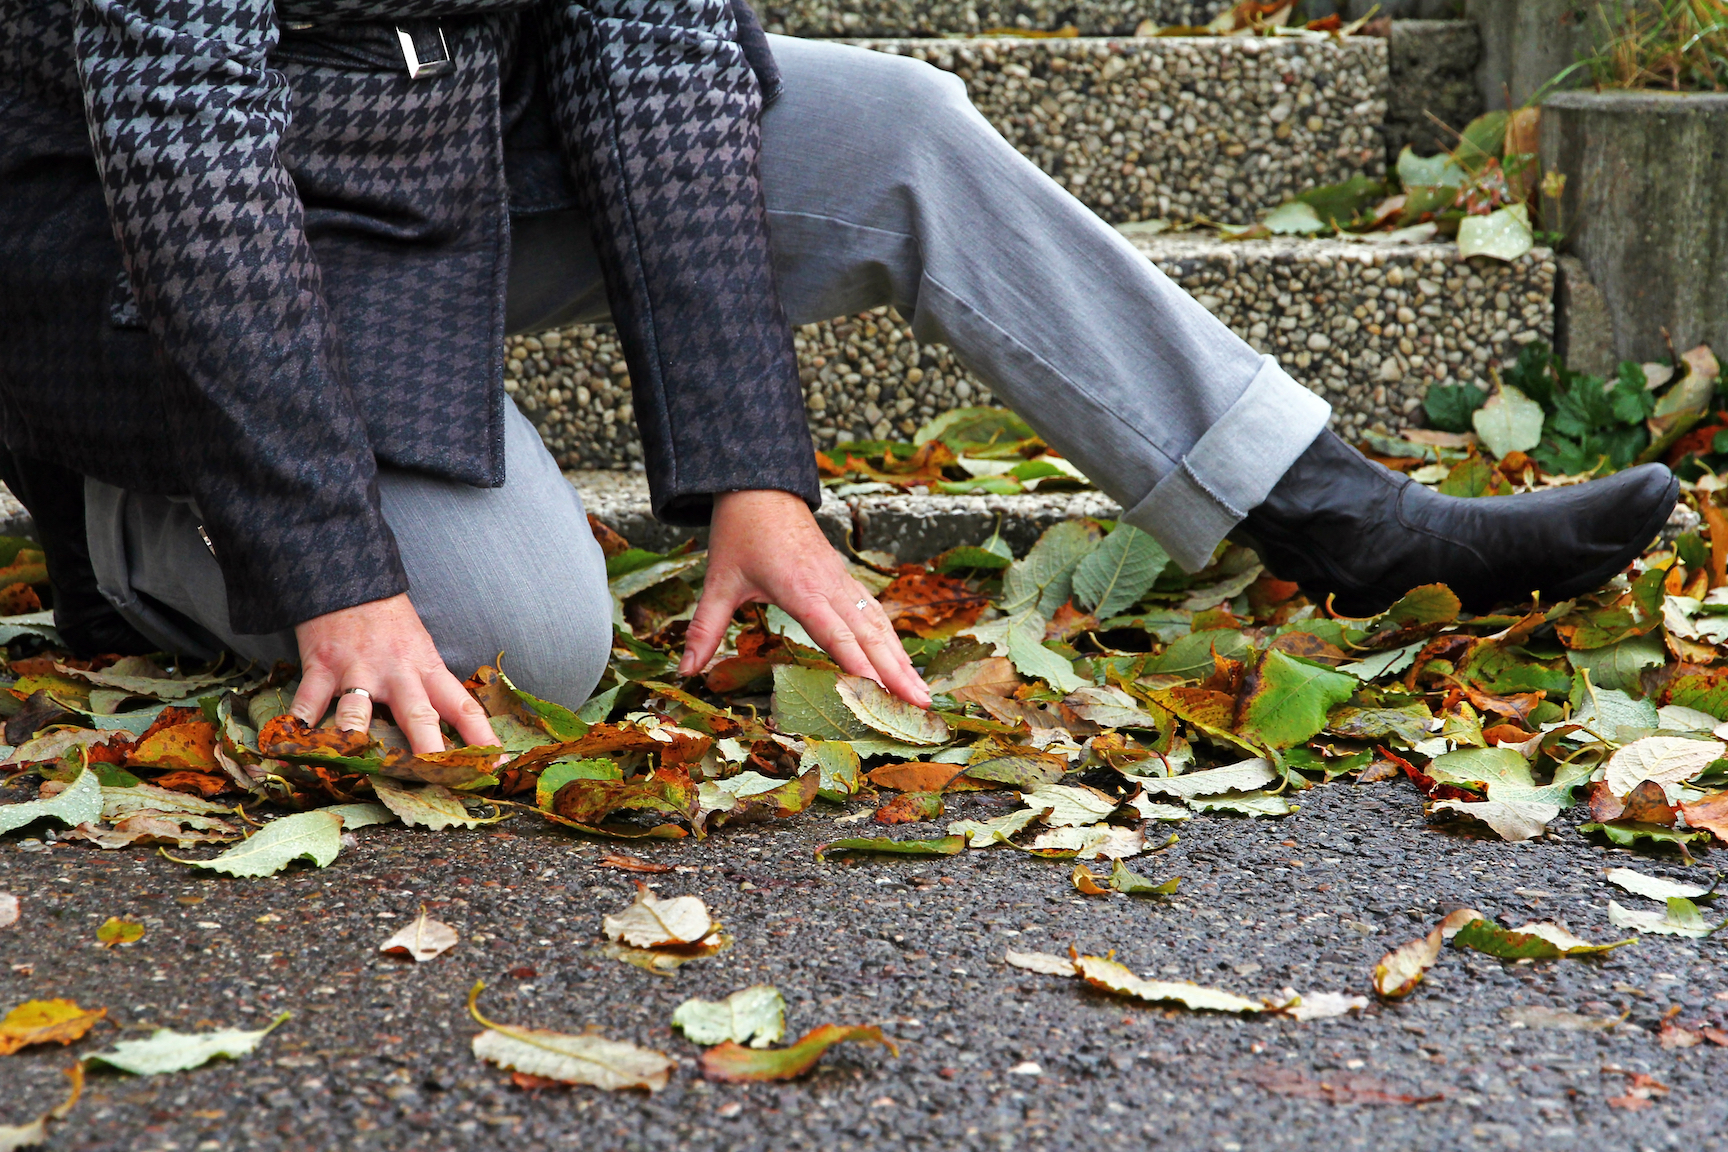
[467,982,671,1092]
[1450,917,1633,958]
[95,917,143,948]
[812,835,966,862]
[602,882,716,948]
[672,985,786,1048]
[835,675,950,745]
[1456,203,1533,262]
[699,1024,898,1082]
[1074,956,1260,1013]
[165,810,342,878]
[86,1013,288,1075]
[0,999,106,1055]
[0,767,100,836]
[378,906,459,962]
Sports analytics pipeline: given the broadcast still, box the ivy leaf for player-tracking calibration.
[672,985,786,1048]
[86,1013,289,1075]
[1424,381,1488,433]
[1072,524,1168,619]
[164,810,342,878]
[0,767,100,836]
[1236,649,1358,749]
[699,1024,898,1082]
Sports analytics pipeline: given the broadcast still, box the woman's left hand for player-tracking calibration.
[677,489,931,708]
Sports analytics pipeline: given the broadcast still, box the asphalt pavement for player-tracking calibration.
[1,777,1723,1152]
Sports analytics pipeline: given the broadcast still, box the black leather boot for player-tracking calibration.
[1229,430,1680,616]
[0,448,155,656]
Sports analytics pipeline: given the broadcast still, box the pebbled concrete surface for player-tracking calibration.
[1,778,1725,1152]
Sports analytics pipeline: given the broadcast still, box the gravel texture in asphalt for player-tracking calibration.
[1,779,1723,1151]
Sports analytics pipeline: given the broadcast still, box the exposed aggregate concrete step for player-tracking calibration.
[850,35,1387,225]
[761,0,1217,37]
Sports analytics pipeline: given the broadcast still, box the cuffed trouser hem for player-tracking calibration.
[1122,356,1332,573]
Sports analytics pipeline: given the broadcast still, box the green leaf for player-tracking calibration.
[1072,524,1169,619]
[373,778,500,831]
[1473,381,1545,458]
[608,552,705,601]
[1423,381,1489,433]
[699,1024,898,1082]
[1185,790,1296,817]
[1396,145,1466,189]
[1323,703,1433,743]
[1426,747,1534,792]
[1237,649,1359,749]
[961,752,1067,790]
[1580,821,1710,857]
[1607,896,1723,938]
[86,1012,289,1075]
[0,767,100,836]
[1336,643,1426,682]
[1570,675,1660,737]
[1006,613,1086,693]
[1109,859,1179,895]
[1000,521,1102,616]
[800,740,863,798]
[576,684,623,726]
[1456,204,1533,263]
[323,802,396,831]
[1455,110,1508,171]
[495,669,587,741]
[672,985,787,1048]
[813,835,966,862]
[1262,200,1324,234]
[1293,174,1388,226]
[835,674,950,746]
[1145,628,1251,678]
[537,758,621,810]
[605,548,667,580]
[165,811,342,878]
[1450,918,1633,958]
[771,666,874,741]
[914,407,1035,452]
[932,544,1012,574]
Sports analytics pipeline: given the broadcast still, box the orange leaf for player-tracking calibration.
[865,762,993,793]
[0,999,106,1055]
[873,791,945,825]
[699,1024,897,1082]
[1679,792,1728,843]
[127,721,219,772]
[876,571,987,637]
[148,771,232,798]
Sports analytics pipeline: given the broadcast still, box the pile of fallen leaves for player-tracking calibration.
[815,405,1091,496]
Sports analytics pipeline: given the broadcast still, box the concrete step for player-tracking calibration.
[761,0,1217,37]
[508,233,1557,470]
[850,35,1388,225]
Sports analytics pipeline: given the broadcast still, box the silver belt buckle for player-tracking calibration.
[396,24,453,80]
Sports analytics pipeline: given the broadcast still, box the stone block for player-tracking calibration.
[573,471,856,553]
[1554,253,1614,378]
[761,0,1216,37]
[852,490,1125,558]
[849,36,1388,225]
[1383,19,1483,161]
[1542,91,1728,363]
[1464,0,1594,110]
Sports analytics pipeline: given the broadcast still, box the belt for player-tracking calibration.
[275,18,454,80]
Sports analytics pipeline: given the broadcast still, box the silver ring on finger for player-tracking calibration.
[341,687,372,700]
[855,597,869,612]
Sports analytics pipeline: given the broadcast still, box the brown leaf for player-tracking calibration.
[1269,631,1346,666]
[1071,863,1109,895]
[586,515,631,558]
[928,656,1020,699]
[512,722,712,774]
[1619,779,1679,826]
[1679,791,1728,843]
[702,656,776,695]
[865,762,992,793]
[876,571,987,637]
[1659,1021,1703,1049]
[699,1024,897,1082]
[874,791,945,825]
[0,582,41,615]
[1044,600,1100,643]
[511,1071,569,1091]
[597,854,673,874]
[258,714,378,766]
[378,907,460,962]
[148,772,232,799]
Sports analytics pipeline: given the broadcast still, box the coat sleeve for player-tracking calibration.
[72,0,408,634]
[538,0,820,526]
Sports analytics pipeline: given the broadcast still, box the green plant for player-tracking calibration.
[1579,0,1728,92]
[1503,342,1656,473]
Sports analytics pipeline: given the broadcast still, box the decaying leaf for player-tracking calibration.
[372,777,501,831]
[0,894,16,929]
[1248,1065,1443,1105]
[378,906,460,962]
[1605,867,1715,902]
[1607,897,1723,938]
[1605,736,1724,801]
[671,985,786,1048]
[0,999,106,1055]
[1130,758,1277,799]
[835,674,951,746]
[874,790,945,825]
[1004,949,1078,976]
[1373,908,1483,999]
[86,1012,288,1075]
[95,917,144,948]
[468,982,671,1092]
[1022,783,1118,827]
[0,767,100,836]
[602,882,717,948]
[1284,991,1370,1022]
[1450,917,1634,958]
[1073,956,1261,1013]
[1028,824,1145,859]
[947,807,1045,847]
[698,1024,898,1082]
[0,1064,83,1151]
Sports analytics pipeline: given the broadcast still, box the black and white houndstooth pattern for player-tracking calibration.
[0,0,810,633]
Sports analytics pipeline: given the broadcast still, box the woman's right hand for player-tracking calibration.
[289,593,498,755]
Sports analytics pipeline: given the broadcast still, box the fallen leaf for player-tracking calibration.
[835,675,950,746]
[874,791,944,825]
[1449,917,1633,958]
[1679,791,1728,843]
[1074,956,1261,1013]
[1285,992,1370,1021]
[1004,950,1078,976]
[1430,797,1559,842]
[1108,858,1179,896]
[126,721,220,773]
[602,882,716,948]
[1129,758,1277,799]
[1071,863,1110,895]
[0,766,100,836]
[812,835,966,862]
[672,985,786,1048]
[324,802,397,831]
[875,571,988,636]
[1605,867,1714,902]
[603,934,734,975]
[1608,897,1723,938]
[1373,908,1483,999]
[865,762,982,793]
[1249,1066,1443,1105]
[85,1012,288,1075]
[699,1024,898,1082]
[1072,524,1169,619]
[597,854,673,875]
[378,906,460,962]
[1500,1006,1618,1032]
[0,894,17,929]
[961,752,1067,790]
[947,808,1045,847]
[372,777,500,831]
[1185,790,1296,817]
[0,1000,106,1055]
[0,1064,82,1151]
[163,810,343,878]
[467,982,671,1092]
[1023,783,1118,827]
[95,917,144,948]
[1606,735,1724,801]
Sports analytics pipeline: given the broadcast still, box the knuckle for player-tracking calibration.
[400,701,441,728]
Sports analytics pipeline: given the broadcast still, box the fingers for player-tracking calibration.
[332,684,376,734]
[290,660,338,728]
[426,669,499,749]
[679,575,747,677]
[841,591,931,707]
[386,673,448,756]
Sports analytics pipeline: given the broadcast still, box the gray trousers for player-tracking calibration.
[88,34,1330,706]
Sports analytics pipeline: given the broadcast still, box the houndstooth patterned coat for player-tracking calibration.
[0,0,817,633]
